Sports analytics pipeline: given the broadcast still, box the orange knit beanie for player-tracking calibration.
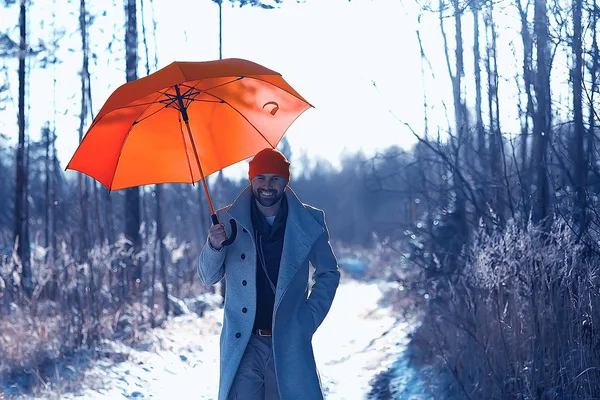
[248,148,291,181]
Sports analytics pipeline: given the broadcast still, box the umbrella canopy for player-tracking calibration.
[66,58,312,191]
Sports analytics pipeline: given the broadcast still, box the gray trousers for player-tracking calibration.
[228,334,281,400]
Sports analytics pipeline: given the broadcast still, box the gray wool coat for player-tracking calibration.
[197,185,340,400]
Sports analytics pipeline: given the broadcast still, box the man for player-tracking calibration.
[198,148,340,400]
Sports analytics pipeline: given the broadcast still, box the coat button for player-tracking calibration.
[235,332,241,338]
[242,280,247,286]
[242,307,247,313]
[241,253,246,260]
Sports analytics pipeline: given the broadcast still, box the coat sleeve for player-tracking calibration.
[197,237,227,285]
[306,210,341,331]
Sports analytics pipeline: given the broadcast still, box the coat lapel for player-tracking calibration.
[226,185,324,311]
[275,187,324,310]
[226,186,255,242]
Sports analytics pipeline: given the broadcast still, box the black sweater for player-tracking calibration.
[250,195,288,331]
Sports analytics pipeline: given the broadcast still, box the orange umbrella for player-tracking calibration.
[67,58,312,244]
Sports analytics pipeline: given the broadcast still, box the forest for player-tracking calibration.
[2,0,600,398]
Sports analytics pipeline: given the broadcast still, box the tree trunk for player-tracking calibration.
[416,14,429,138]
[532,0,552,389]
[14,0,32,297]
[485,0,505,221]
[517,0,534,216]
[155,185,169,318]
[438,0,468,269]
[51,128,58,260]
[533,0,551,225]
[573,0,586,234]
[151,221,158,327]
[44,124,51,261]
[451,0,467,226]
[588,0,598,179]
[24,133,31,285]
[219,0,223,59]
[78,0,90,258]
[93,182,105,245]
[471,0,485,161]
[450,0,468,239]
[125,0,141,291]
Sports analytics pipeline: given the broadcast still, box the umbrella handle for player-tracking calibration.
[211,214,238,247]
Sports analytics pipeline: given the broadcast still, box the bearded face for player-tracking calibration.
[251,174,287,207]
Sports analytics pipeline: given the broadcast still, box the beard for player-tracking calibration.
[253,188,284,207]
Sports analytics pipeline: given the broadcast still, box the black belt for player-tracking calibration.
[254,329,272,337]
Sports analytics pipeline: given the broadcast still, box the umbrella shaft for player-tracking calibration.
[182,118,216,218]
[175,83,217,223]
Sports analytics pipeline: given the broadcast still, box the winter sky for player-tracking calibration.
[0,0,553,181]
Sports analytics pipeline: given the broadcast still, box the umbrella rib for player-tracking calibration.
[179,82,208,110]
[134,85,218,125]
[109,76,266,119]
[179,77,242,97]
[178,79,241,110]
[114,100,164,108]
[133,104,172,125]
[134,98,220,126]
[202,91,275,148]
[107,90,168,188]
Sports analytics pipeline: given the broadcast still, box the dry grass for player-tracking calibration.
[0,231,212,397]
[408,217,600,399]
[0,312,65,376]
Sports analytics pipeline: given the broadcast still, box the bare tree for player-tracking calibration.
[125,0,141,293]
[14,0,32,297]
[218,0,223,59]
[532,0,552,224]
[140,0,169,320]
[516,0,535,215]
[43,124,52,261]
[439,0,468,250]
[587,0,599,177]
[573,0,586,233]
[155,185,169,319]
[78,0,90,258]
[471,0,485,161]
[484,0,504,220]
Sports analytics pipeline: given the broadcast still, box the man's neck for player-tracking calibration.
[255,197,282,217]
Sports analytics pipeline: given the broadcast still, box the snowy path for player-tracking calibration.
[48,279,421,399]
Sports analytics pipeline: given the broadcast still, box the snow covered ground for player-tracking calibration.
[19,278,427,399]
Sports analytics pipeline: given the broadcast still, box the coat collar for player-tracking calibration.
[226,185,323,245]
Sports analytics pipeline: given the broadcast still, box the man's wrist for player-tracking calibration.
[208,240,224,252]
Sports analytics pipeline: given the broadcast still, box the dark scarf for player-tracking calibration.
[250,193,288,330]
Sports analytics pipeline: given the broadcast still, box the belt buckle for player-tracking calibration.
[257,329,272,337]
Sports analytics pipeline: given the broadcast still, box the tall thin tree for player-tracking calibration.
[439,0,468,251]
[218,0,223,59]
[587,0,599,176]
[14,0,32,297]
[125,0,142,292]
[533,0,552,224]
[78,0,90,257]
[140,0,169,319]
[471,0,485,161]
[484,0,505,220]
[516,0,534,216]
[43,124,51,260]
[573,0,586,234]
